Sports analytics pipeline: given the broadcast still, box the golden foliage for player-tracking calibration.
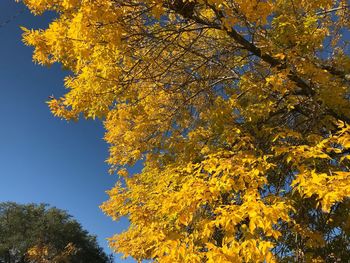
[20,0,350,261]
[26,243,77,263]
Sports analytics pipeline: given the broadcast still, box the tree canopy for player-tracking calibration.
[0,202,113,263]
[19,0,350,262]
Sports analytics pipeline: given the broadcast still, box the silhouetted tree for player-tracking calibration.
[0,202,113,263]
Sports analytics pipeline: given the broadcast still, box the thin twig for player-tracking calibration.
[316,5,350,15]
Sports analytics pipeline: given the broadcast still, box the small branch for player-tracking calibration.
[316,5,350,15]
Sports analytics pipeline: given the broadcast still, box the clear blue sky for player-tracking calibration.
[0,2,138,262]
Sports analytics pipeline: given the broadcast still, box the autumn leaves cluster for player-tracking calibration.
[21,0,350,262]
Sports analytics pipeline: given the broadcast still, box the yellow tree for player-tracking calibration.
[19,0,350,262]
[26,243,77,263]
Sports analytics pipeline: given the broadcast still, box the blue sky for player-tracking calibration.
[0,1,137,262]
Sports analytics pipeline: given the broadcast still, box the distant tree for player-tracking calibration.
[0,202,113,263]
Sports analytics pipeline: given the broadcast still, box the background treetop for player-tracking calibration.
[0,202,113,263]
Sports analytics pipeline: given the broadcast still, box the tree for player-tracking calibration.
[0,202,113,263]
[18,0,350,262]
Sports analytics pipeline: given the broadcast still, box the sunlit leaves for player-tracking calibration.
[20,0,350,261]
